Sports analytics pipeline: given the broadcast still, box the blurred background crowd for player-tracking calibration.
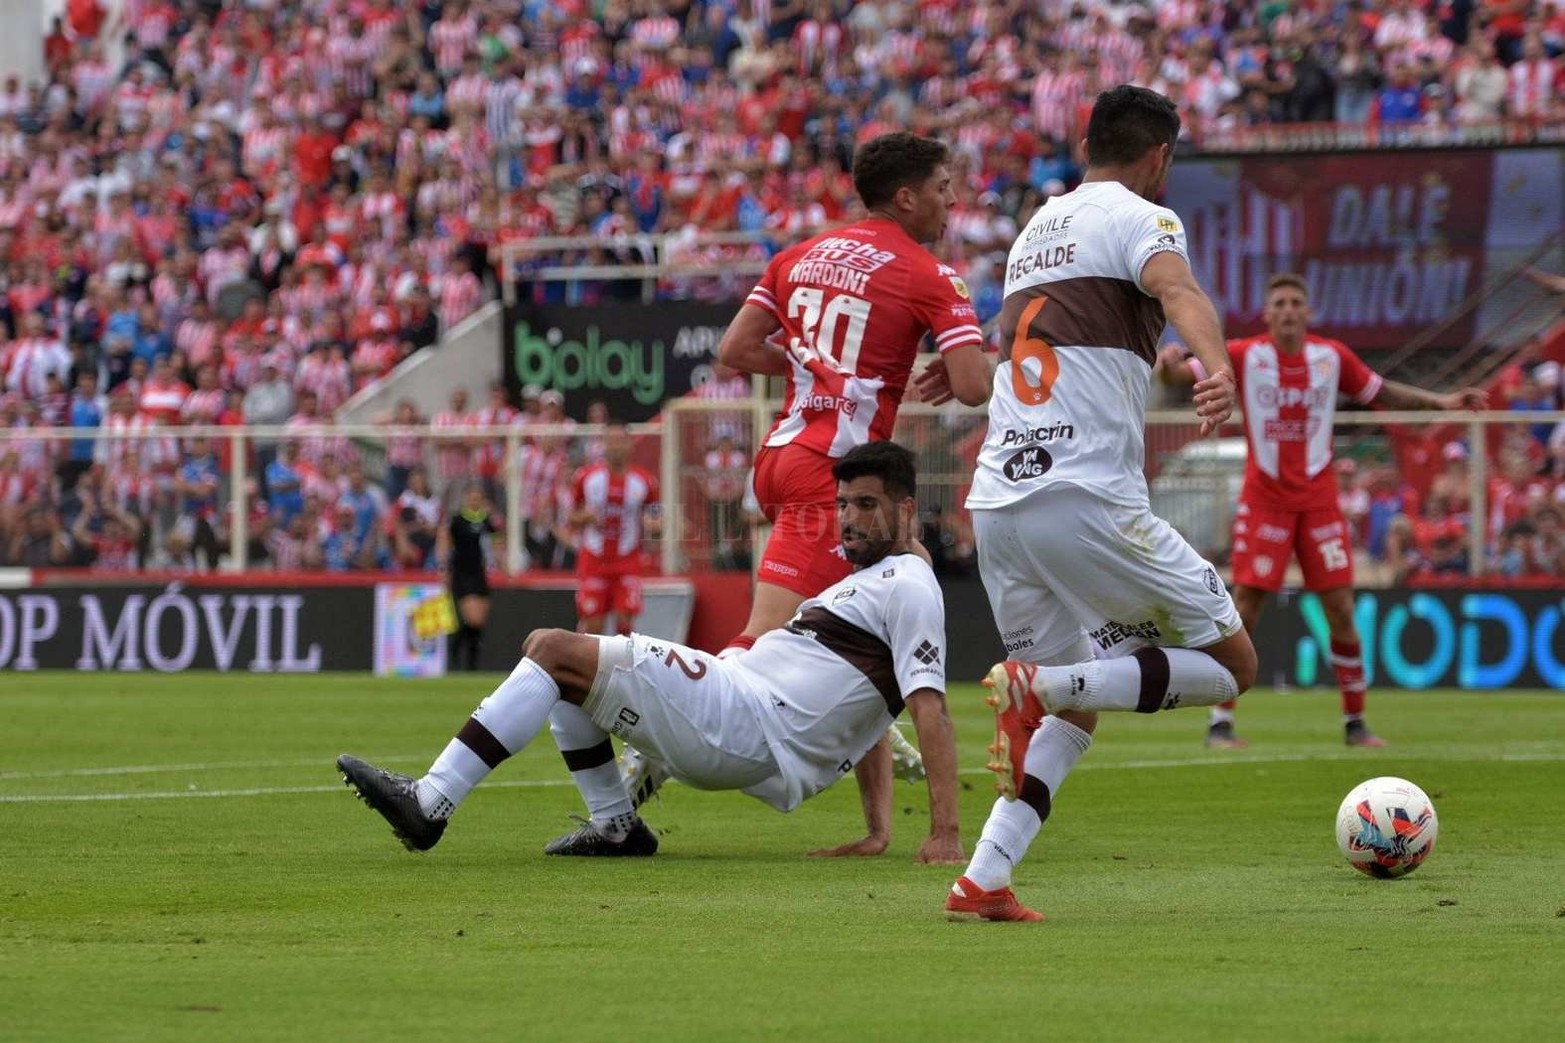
[1,0,1562,576]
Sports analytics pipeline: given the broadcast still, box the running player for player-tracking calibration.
[938,86,1255,923]
[564,420,659,637]
[1158,273,1487,748]
[713,132,991,855]
[337,442,964,865]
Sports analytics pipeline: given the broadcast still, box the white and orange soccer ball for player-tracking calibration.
[1335,776,1439,879]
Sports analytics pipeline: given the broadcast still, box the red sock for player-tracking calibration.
[1331,637,1366,718]
[1216,700,1238,711]
[718,634,757,659]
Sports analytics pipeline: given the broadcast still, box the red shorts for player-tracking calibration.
[1231,501,1354,593]
[750,443,851,598]
[575,553,645,622]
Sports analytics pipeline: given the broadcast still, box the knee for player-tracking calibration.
[523,627,572,671]
[1229,640,1258,695]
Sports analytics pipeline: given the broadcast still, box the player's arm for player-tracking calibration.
[717,303,788,377]
[904,688,964,865]
[913,267,991,406]
[927,341,993,406]
[1372,379,1488,412]
[1140,252,1235,434]
[810,738,893,857]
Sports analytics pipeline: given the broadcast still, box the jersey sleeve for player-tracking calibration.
[1125,204,1190,295]
[911,263,986,355]
[885,570,947,697]
[744,254,783,318]
[1332,340,1384,404]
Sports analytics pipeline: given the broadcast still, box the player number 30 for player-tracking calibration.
[787,287,872,374]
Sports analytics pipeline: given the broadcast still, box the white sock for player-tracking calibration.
[548,702,634,828]
[419,658,561,813]
[1210,705,1236,726]
[962,716,1093,891]
[1042,648,1238,713]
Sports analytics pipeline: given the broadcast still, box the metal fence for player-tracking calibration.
[5,404,1562,584]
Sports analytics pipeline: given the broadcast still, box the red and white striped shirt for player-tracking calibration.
[5,337,71,398]
[438,271,484,332]
[569,462,659,561]
[139,379,190,424]
[180,388,227,426]
[430,14,479,75]
[176,318,221,370]
[1508,59,1561,118]
[1032,69,1086,141]
[431,409,475,482]
[518,441,565,525]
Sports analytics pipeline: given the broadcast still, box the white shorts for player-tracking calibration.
[583,634,779,791]
[975,486,1243,663]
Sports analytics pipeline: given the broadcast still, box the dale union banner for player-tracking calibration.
[1166,148,1563,351]
[503,302,737,422]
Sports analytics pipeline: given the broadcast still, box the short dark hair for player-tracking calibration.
[1266,272,1308,296]
[832,441,917,501]
[852,133,949,209]
[1085,85,1181,167]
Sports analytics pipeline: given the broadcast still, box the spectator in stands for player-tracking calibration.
[391,466,441,570]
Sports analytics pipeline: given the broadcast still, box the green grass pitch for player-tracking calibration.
[3,673,1563,1042]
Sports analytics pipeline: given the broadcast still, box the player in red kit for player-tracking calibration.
[1160,273,1486,747]
[565,422,660,636]
[707,132,991,858]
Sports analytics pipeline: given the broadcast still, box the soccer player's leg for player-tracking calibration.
[1297,508,1383,746]
[985,489,1257,717]
[337,629,605,852]
[1208,502,1292,746]
[611,571,643,637]
[574,569,609,636]
[948,505,1096,923]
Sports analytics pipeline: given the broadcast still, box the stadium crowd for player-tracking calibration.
[1,0,1563,575]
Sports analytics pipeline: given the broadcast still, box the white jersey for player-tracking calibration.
[730,552,947,811]
[968,180,1188,511]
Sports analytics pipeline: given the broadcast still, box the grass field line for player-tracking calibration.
[3,745,1562,803]
[0,777,579,803]
[0,755,430,781]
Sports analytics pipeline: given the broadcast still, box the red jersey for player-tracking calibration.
[569,462,658,562]
[1228,334,1383,512]
[746,217,985,458]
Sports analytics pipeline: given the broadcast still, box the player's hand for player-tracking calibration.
[807,833,890,858]
[1443,387,1488,411]
[915,833,965,866]
[914,356,955,406]
[1193,367,1235,436]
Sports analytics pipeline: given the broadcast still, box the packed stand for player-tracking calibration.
[5,0,1565,570]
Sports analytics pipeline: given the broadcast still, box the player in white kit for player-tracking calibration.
[337,441,965,866]
[935,86,1259,922]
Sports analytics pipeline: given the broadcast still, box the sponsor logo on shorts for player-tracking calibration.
[1001,446,1052,482]
[762,560,801,578]
[1204,566,1224,596]
[1257,524,1291,542]
[611,706,641,738]
[1003,625,1034,654]
[1005,637,1034,653]
[1089,618,1161,651]
[1310,523,1344,541]
[998,423,1075,447]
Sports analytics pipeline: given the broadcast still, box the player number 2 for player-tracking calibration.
[663,647,707,680]
[1319,537,1349,572]
[1009,296,1059,406]
[787,287,871,374]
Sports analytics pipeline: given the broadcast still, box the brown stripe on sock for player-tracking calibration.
[1018,774,1052,823]
[560,739,615,772]
[1133,647,1170,714]
[457,717,513,768]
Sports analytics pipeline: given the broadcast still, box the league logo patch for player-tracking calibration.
[1157,216,1179,233]
[949,276,970,299]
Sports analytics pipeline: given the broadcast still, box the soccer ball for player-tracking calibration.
[1334,777,1439,879]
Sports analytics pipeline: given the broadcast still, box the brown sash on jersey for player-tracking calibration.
[786,606,903,716]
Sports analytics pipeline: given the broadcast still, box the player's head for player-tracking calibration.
[603,420,632,467]
[1083,85,1181,199]
[832,441,918,567]
[852,132,955,244]
[1262,272,1311,343]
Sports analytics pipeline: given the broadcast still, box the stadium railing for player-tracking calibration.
[499,231,776,306]
[6,406,1561,582]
